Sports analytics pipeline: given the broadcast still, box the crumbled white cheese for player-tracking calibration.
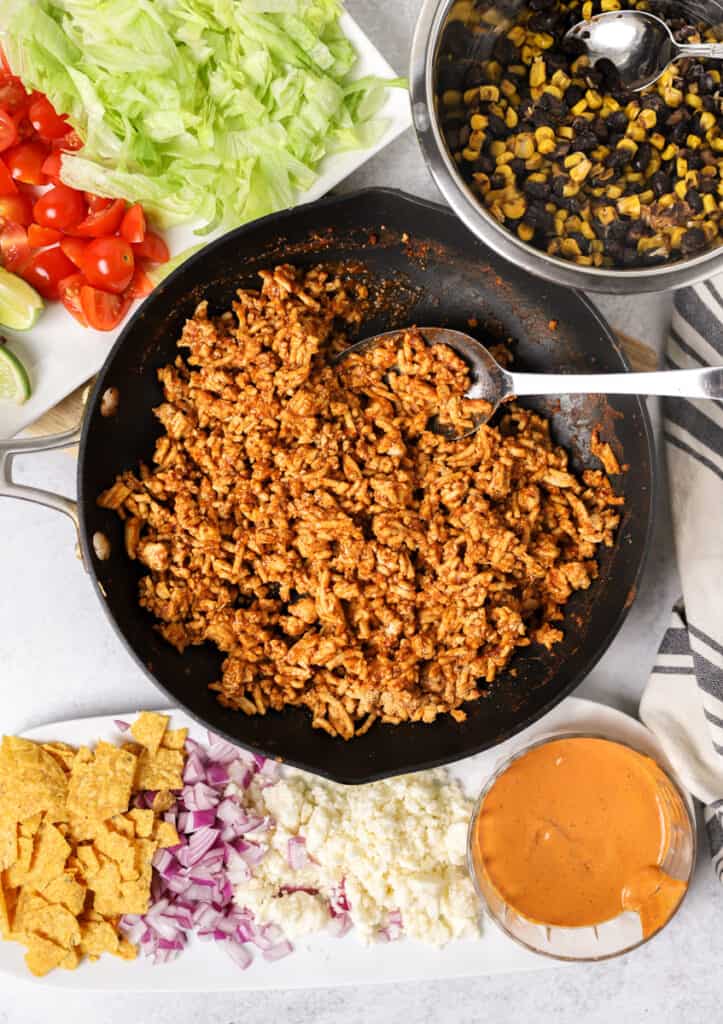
[231,769,480,946]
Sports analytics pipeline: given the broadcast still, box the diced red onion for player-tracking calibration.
[263,940,294,962]
[225,941,253,970]
[327,912,352,938]
[114,719,130,732]
[183,752,206,785]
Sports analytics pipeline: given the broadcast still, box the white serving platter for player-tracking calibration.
[0,12,412,439]
[1,697,688,991]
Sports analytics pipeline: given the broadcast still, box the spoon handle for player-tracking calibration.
[675,41,723,59]
[508,366,723,400]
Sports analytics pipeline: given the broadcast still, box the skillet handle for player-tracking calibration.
[0,423,83,552]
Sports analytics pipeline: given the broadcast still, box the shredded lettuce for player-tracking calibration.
[1,0,403,230]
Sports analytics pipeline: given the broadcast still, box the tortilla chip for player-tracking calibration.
[5,836,33,887]
[22,902,81,950]
[134,747,184,791]
[161,728,188,751]
[153,821,179,849]
[127,808,154,838]
[107,814,135,839]
[67,742,137,824]
[59,947,81,971]
[0,821,17,871]
[24,934,68,977]
[74,844,100,881]
[12,888,49,938]
[89,860,123,917]
[152,790,175,814]
[115,937,137,960]
[93,825,137,881]
[0,737,68,823]
[79,918,119,957]
[39,874,86,916]
[0,880,12,938]
[19,813,44,839]
[41,742,77,774]
[130,712,169,757]
[26,822,70,886]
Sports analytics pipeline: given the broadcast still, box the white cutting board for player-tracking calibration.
[1,697,688,991]
[0,12,412,439]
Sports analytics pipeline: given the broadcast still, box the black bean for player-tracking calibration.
[592,117,609,141]
[568,231,590,254]
[444,126,461,151]
[526,203,554,232]
[552,142,571,159]
[641,94,667,116]
[651,170,672,196]
[576,132,598,153]
[437,63,466,93]
[681,227,707,253]
[607,148,628,171]
[687,150,703,170]
[441,21,471,58]
[632,142,652,172]
[474,154,496,174]
[524,178,551,199]
[686,188,703,212]
[491,173,507,189]
[621,246,640,266]
[700,175,716,193]
[487,114,508,137]
[509,158,527,178]
[552,175,567,196]
[606,110,628,134]
[464,64,487,90]
[493,37,519,64]
[565,84,585,106]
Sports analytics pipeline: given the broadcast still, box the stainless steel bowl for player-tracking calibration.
[410,0,723,293]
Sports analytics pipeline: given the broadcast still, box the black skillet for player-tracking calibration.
[64,189,652,783]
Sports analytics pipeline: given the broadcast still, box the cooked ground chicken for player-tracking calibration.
[98,265,624,739]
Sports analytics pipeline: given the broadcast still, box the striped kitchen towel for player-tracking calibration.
[640,274,723,882]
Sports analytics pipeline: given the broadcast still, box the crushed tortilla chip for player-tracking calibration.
[134,747,184,791]
[0,712,187,978]
[130,712,169,757]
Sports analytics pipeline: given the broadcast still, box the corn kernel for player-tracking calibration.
[638,108,657,129]
[503,199,526,219]
[560,237,582,257]
[585,89,603,110]
[524,154,543,170]
[650,133,666,150]
[551,70,571,90]
[700,112,716,132]
[674,179,688,199]
[558,126,574,140]
[601,0,621,9]
[469,130,485,149]
[514,135,535,159]
[571,98,588,116]
[661,143,678,161]
[663,87,683,107]
[685,92,702,110]
[537,138,556,155]
[543,85,564,100]
[626,122,646,142]
[712,137,723,153]
[500,79,518,99]
[670,226,686,248]
[534,126,555,142]
[617,194,641,217]
[703,193,718,214]
[606,184,623,199]
[470,114,488,131]
[686,134,701,149]
[517,223,534,242]
[676,157,688,178]
[505,107,518,128]
[580,220,596,240]
[490,140,506,157]
[639,189,654,204]
[507,25,526,47]
[564,152,585,169]
[479,85,499,102]
[563,182,580,197]
[463,87,480,105]
[442,90,462,107]
[570,157,593,183]
[530,59,546,88]
[462,147,480,162]
[637,234,665,253]
[582,1,593,18]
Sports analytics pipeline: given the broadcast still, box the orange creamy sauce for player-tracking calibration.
[473,738,687,937]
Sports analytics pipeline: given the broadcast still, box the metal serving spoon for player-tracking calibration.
[564,10,723,92]
[335,327,723,440]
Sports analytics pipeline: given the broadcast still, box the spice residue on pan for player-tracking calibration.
[98,265,624,740]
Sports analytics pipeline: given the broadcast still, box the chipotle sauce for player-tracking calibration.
[472,737,688,937]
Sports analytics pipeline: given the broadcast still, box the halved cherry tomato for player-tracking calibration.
[28,96,68,140]
[59,235,89,268]
[0,109,18,153]
[0,158,17,195]
[72,197,125,238]
[41,150,63,183]
[120,203,146,245]
[0,192,33,226]
[84,192,112,213]
[21,245,77,299]
[59,128,83,152]
[0,222,30,273]
[132,230,169,264]
[79,236,134,294]
[0,78,29,119]
[58,273,88,326]
[80,284,131,332]
[4,140,48,184]
[28,223,62,247]
[127,264,154,298]
[33,183,86,230]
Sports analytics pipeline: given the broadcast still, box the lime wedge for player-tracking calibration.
[0,268,44,331]
[0,344,31,403]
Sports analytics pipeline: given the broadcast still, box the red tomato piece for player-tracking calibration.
[28,96,68,141]
[27,223,62,247]
[0,109,18,153]
[0,158,17,195]
[21,246,77,299]
[59,128,83,152]
[84,193,112,213]
[79,236,134,294]
[132,231,169,264]
[4,140,49,185]
[58,273,88,327]
[72,198,125,238]
[60,236,89,268]
[0,222,30,273]
[128,264,154,298]
[120,203,146,245]
[0,192,33,226]
[41,150,63,183]
[0,78,29,119]
[33,183,86,231]
[79,284,131,332]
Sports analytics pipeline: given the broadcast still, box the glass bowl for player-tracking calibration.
[466,730,697,961]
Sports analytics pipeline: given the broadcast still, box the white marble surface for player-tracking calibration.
[1,1,720,1020]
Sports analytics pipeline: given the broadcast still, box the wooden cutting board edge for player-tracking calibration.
[27,329,658,447]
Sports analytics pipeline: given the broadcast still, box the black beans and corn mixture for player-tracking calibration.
[437,0,723,267]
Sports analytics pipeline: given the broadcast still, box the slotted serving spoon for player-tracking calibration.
[335,327,723,440]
